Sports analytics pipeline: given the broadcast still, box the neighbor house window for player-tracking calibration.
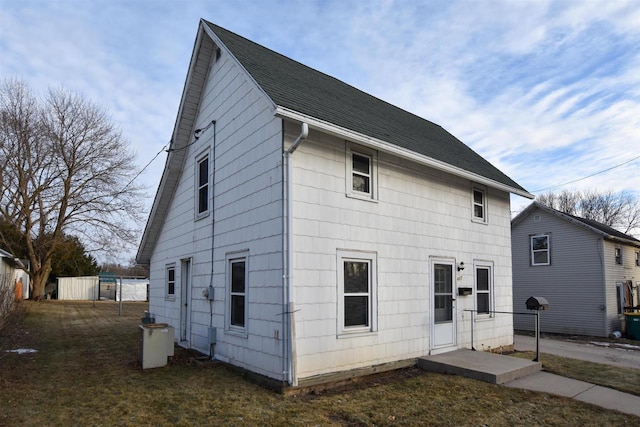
[166,265,176,298]
[635,251,639,267]
[615,247,622,265]
[337,250,377,334]
[475,264,493,316]
[531,234,550,265]
[228,254,248,331]
[472,186,487,222]
[196,154,209,216]
[346,144,377,200]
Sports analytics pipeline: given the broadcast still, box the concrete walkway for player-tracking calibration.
[421,339,640,418]
[505,371,640,417]
[508,334,640,417]
[514,334,640,370]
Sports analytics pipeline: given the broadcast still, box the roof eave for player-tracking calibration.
[136,22,216,265]
[276,107,533,199]
[513,202,640,248]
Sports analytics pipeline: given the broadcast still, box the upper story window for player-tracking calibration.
[472,186,487,222]
[337,250,377,335]
[346,143,377,201]
[615,247,622,265]
[352,153,371,194]
[196,154,209,216]
[635,251,639,267]
[531,234,550,266]
[166,265,176,299]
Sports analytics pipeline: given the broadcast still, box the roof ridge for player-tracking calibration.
[203,20,527,194]
[202,20,445,129]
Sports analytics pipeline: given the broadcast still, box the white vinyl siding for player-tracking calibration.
[292,127,514,379]
[147,38,284,380]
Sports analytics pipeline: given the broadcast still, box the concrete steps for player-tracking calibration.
[418,349,541,384]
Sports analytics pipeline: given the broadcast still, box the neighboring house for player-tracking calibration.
[136,20,532,387]
[512,202,640,337]
[1,248,29,316]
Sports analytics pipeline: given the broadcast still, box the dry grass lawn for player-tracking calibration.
[1,301,638,426]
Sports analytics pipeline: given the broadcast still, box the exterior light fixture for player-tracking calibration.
[457,261,465,271]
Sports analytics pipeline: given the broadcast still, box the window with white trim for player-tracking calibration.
[615,247,622,265]
[635,251,639,267]
[228,256,247,330]
[166,265,176,299]
[337,250,377,334]
[531,234,550,266]
[472,186,487,222]
[346,144,377,200]
[196,154,209,216]
[475,264,493,316]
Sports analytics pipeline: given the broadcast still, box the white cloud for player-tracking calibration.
[1,0,639,258]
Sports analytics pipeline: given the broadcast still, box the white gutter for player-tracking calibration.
[282,122,309,386]
[275,107,534,199]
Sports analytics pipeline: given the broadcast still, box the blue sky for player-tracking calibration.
[1,0,639,258]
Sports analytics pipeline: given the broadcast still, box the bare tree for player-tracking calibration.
[536,189,640,236]
[0,79,145,299]
[536,189,581,215]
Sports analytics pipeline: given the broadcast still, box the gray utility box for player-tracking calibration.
[139,323,175,369]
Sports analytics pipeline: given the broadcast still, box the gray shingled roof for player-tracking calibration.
[567,213,640,243]
[204,20,527,193]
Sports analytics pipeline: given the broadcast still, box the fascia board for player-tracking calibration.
[137,23,210,264]
[276,107,534,199]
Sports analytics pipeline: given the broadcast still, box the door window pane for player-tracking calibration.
[434,264,453,323]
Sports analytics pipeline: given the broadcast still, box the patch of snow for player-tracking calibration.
[5,348,38,354]
[589,341,640,351]
[589,342,611,348]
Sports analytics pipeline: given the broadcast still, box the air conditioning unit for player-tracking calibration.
[139,323,175,369]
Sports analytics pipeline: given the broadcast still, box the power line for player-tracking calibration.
[531,154,640,193]
[116,142,170,196]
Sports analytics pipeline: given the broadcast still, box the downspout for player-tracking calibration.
[283,122,309,386]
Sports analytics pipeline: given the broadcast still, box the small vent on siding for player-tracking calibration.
[533,215,541,222]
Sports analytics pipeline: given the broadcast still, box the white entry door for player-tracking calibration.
[180,259,191,343]
[432,260,456,350]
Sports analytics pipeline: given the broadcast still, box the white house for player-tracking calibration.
[1,247,29,315]
[512,202,640,337]
[136,20,533,388]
